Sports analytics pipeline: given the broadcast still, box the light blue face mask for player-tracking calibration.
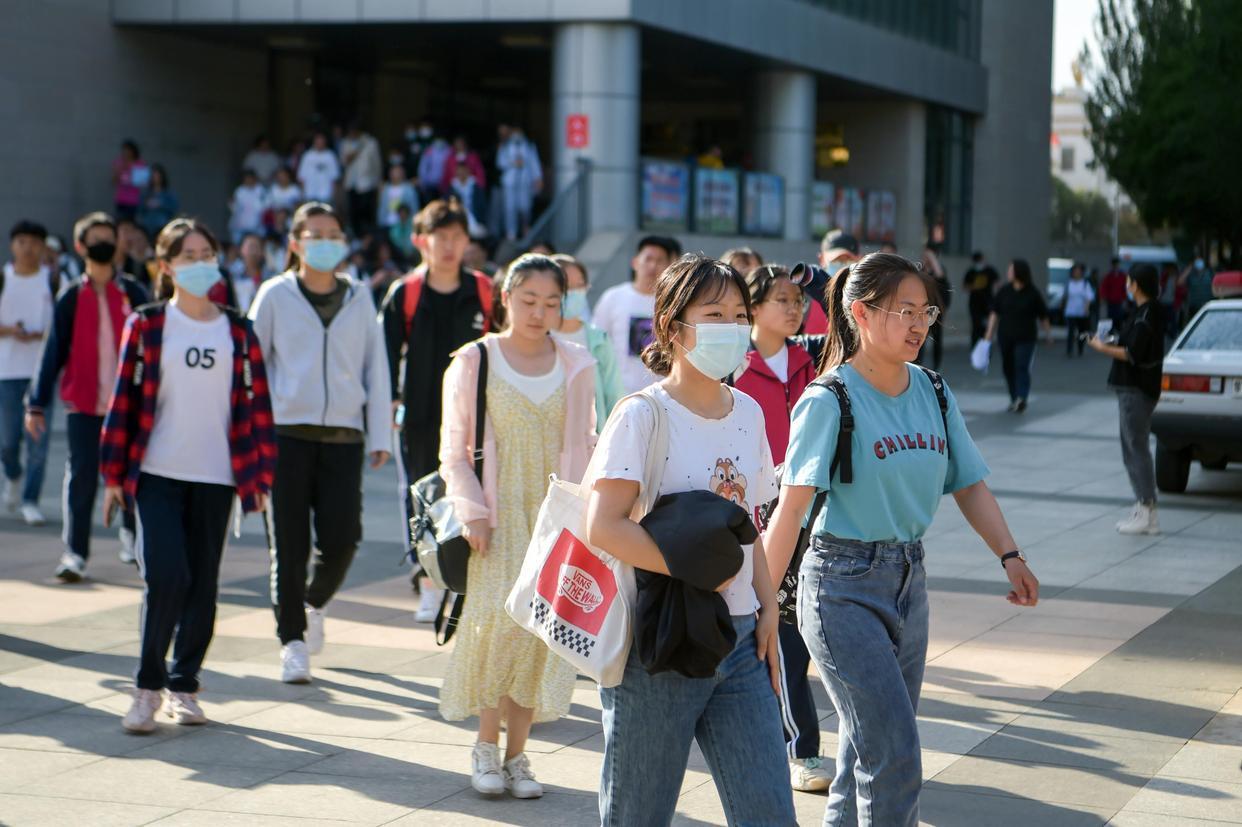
[679,322,752,380]
[172,260,220,298]
[301,239,349,272]
[563,289,590,321]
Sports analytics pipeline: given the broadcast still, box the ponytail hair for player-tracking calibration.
[154,217,221,300]
[818,251,940,373]
[285,201,345,272]
[641,253,751,377]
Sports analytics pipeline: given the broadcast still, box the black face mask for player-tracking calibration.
[84,241,117,264]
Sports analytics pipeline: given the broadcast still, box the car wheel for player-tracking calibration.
[1156,442,1191,493]
[1201,457,1228,471]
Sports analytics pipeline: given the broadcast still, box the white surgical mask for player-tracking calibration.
[678,322,751,380]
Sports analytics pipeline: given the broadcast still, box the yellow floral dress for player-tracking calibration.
[439,372,577,723]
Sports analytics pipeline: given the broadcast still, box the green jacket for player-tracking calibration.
[579,324,625,431]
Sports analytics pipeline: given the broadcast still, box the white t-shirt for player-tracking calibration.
[231,184,268,233]
[140,305,235,486]
[297,149,341,202]
[593,384,777,616]
[268,183,303,212]
[763,345,789,382]
[491,342,566,406]
[0,265,53,380]
[1064,279,1095,319]
[591,282,656,394]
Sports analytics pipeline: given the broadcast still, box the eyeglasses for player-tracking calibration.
[865,304,941,326]
[766,295,811,313]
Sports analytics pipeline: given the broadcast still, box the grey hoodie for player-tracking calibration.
[248,272,392,454]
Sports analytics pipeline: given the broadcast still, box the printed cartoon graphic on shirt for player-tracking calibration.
[709,457,749,511]
[627,316,654,358]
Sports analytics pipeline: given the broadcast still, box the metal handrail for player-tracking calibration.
[507,158,593,258]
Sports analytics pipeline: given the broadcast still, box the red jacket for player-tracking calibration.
[732,341,818,466]
[440,151,487,192]
[100,303,276,512]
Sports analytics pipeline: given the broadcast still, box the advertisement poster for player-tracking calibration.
[640,159,690,232]
[865,190,897,243]
[742,173,784,237]
[834,187,865,238]
[693,168,740,234]
[809,181,836,238]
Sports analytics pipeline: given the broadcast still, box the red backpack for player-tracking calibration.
[401,266,494,338]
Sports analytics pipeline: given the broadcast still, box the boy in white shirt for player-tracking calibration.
[591,235,681,394]
[0,221,55,525]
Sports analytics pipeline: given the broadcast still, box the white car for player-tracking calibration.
[1151,296,1242,492]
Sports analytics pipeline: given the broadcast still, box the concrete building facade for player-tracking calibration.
[1,0,1053,306]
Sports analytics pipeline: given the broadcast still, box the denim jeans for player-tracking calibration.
[599,614,797,826]
[1115,387,1158,504]
[999,338,1036,403]
[799,536,929,827]
[0,378,50,504]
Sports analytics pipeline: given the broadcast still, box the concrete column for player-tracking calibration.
[552,22,640,234]
[754,70,816,240]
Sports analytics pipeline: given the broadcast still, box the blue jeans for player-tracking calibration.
[599,614,797,826]
[0,378,50,504]
[998,338,1036,403]
[799,537,929,827]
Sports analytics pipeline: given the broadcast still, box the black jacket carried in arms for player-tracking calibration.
[635,490,755,679]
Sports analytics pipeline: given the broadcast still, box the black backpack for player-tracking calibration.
[761,366,949,623]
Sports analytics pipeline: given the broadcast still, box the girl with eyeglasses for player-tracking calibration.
[247,201,393,685]
[763,252,1040,826]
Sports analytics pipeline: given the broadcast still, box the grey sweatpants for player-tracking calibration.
[1115,387,1158,504]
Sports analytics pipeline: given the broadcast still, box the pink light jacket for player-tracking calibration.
[439,333,598,529]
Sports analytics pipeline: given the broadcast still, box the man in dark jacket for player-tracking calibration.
[963,250,999,348]
[379,199,493,615]
[26,211,150,581]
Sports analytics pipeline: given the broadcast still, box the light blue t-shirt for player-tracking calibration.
[784,363,989,542]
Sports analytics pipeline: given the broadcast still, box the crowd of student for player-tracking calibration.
[24,185,1171,825]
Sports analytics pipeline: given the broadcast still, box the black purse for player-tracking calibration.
[409,340,487,643]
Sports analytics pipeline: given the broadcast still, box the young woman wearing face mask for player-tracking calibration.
[763,253,1041,826]
[99,218,275,733]
[585,254,796,826]
[550,253,624,429]
[437,254,598,800]
[247,201,392,685]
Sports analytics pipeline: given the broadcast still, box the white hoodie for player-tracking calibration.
[248,272,392,454]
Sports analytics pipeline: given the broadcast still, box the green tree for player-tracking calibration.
[1050,175,1115,242]
[1084,0,1242,262]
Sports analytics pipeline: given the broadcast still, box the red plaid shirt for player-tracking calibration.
[100,303,276,512]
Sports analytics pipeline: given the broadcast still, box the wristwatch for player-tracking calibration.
[1000,550,1027,569]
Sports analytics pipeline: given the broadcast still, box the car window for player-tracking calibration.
[1178,309,1242,351]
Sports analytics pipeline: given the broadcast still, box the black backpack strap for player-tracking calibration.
[916,366,951,459]
[434,590,465,646]
[822,377,854,485]
[472,340,488,481]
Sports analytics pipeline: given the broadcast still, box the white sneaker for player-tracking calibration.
[54,550,86,583]
[305,605,325,655]
[471,741,505,796]
[119,527,137,565]
[790,756,832,792]
[164,690,207,725]
[122,688,162,733]
[2,478,19,513]
[502,752,544,799]
[1115,502,1140,530]
[21,503,46,526]
[415,584,443,623]
[1118,503,1160,536]
[280,640,311,684]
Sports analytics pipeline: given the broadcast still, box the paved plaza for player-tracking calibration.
[1,347,1240,826]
